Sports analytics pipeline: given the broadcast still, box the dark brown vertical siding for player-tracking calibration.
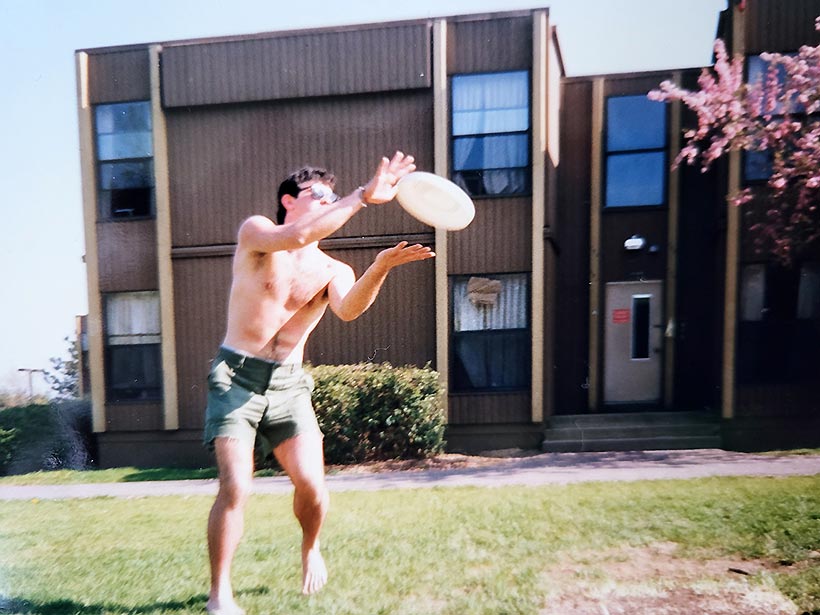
[448,16,532,73]
[600,77,670,277]
[445,15,534,426]
[600,210,667,282]
[603,74,671,99]
[448,198,532,274]
[105,402,163,431]
[161,25,431,107]
[746,0,820,53]
[97,220,158,292]
[172,256,234,429]
[306,247,436,368]
[88,49,151,103]
[449,393,530,424]
[165,91,434,247]
[674,94,725,411]
[555,79,593,414]
[736,382,820,417]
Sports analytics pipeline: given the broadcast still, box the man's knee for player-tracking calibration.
[213,437,254,507]
[293,475,327,508]
[218,474,253,508]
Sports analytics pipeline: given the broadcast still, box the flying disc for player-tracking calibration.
[395,172,475,230]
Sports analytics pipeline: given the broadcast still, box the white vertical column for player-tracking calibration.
[433,20,450,415]
[531,10,548,423]
[723,8,746,420]
[75,51,106,433]
[588,78,605,411]
[664,73,682,409]
[150,45,179,430]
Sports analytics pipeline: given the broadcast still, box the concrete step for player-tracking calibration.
[547,411,717,428]
[542,435,723,453]
[542,423,720,442]
[542,411,722,453]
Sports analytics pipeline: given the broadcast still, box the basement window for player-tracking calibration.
[104,291,162,401]
[451,273,530,392]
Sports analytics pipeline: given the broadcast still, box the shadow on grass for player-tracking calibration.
[0,588,267,614]
[121,467,217,482]
[120,467,285,482]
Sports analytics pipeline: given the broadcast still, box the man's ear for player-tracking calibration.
[280,194,295,210]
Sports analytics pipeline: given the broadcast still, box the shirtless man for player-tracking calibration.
[203,152,432,615]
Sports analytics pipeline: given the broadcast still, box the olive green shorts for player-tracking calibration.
[203,346,321,456]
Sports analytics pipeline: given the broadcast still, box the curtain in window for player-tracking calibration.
[453,330,529,390]
[108,345,162,395]
[452,71,530,196]
[453,274,528,332]
[452,72,529,136]
[106,291,161,345]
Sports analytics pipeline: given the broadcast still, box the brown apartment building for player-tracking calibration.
[76,1,820,468]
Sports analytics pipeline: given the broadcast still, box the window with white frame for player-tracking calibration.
[94,101,154,219]
[451,71,530,197]
[605,95,667,207]
[104,291,162,401]
[451,273,530,391]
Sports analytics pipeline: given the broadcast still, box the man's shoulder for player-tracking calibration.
[238,214,276,233]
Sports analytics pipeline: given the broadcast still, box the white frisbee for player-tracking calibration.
[395,172,475,230]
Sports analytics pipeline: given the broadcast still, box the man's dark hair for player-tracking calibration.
[276,166,337,225]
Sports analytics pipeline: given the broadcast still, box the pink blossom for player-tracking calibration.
[648,19,820,263]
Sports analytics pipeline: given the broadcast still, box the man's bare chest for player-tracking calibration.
[254,251,336,309]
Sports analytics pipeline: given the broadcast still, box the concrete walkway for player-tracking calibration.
[1,449,819,501]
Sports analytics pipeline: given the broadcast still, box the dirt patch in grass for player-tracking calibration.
[326,448,541,474]
[540,542,803,615]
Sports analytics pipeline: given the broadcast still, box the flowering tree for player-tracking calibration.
[649,22,820,263]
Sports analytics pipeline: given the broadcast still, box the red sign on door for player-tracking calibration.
[612,308,630,324]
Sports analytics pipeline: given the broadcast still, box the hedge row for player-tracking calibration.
[0,402,92,475]
[307,362,446,465]
[1,366,444,473]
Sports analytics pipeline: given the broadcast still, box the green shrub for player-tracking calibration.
[0,426,17,474]
[308,363,446,465]
[0,402,93,475]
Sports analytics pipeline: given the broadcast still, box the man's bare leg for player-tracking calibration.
[274,431,329,595]
[206,438,253,615]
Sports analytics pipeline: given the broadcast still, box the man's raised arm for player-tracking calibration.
[238,152,416,254]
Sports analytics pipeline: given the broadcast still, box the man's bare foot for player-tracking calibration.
[205,597,245,615]
[301,545,328,595]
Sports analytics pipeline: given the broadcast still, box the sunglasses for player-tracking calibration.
[309,183,340,203]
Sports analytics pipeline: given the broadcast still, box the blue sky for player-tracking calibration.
[0,0,726,396]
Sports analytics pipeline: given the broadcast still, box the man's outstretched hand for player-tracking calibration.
[361,152,416,205]
[375,241,435,270]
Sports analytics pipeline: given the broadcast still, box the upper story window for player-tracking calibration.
[94,101,154,220]
[743,54,800,183]
[605,95,667,208]
[451,71,530,197]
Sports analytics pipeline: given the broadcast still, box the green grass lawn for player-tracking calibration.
[1,476,818,614]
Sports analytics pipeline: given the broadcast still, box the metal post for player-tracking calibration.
[17,368,46,399]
